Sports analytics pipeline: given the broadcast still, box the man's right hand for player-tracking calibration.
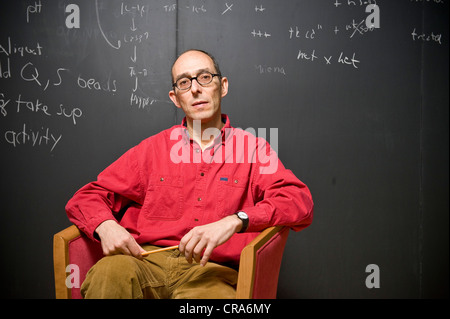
[95,220,145,260]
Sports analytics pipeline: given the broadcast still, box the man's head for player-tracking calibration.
[169,50,228,126]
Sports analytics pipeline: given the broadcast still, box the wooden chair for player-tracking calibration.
[53,225,289,299]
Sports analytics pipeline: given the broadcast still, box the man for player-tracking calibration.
[65,49,313,299]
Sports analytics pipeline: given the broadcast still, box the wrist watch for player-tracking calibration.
[235,211,249,233]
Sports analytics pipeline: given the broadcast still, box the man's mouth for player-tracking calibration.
[192,100,208,108]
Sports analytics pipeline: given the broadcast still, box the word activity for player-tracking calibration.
[4,123,62,152]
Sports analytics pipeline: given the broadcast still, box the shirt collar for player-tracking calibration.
[181,114,231,147]
[181,114,229,128]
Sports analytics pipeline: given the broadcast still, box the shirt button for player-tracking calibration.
[195,149,200,153]
[200,172,204,176]
[197,197,202,201]
[234,179,239,184]
[160,177,164,182]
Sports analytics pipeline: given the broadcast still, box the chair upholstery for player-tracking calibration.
[54,225,289,299]
[53,225,103,299]
[236,226,290,299]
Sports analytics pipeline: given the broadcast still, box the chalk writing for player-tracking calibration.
[288,19,376,40]
[15,94,51,117]
[120,2,148,17]
[289,25,323,40]
[4,123,62,152]
[19,62,69,91]
[26,0,42,23]
[0,93,11,116]
[222,3,234,15]
[297,49,318,62]
[186,5,207,13]
[77,74,118,94]
[337,51,360,68]
[1,0,446,157]
[124,2,151,107]
[122,31,150,44]
[92,0,162,108]
[251,30,272,38]
[255,65,286,75]
[0,37,43,57]
[56,104,83,125]
[129,67,148,77]
[255,5,266,12]
[0,58,11,79]
[334,0,378,7]
[297,49,360,69]
[1,92,83,125]
[130,92,153,109]
[347,18,377,38]
[411,28,442,44]
[164,4,177,12]
[95,0,121,49]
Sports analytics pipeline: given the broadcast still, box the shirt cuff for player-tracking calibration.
[242,206,270,233]
[81,212,117,242]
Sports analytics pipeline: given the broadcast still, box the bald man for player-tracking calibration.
[66,49,313,299]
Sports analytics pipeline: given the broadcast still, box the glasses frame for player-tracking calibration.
[172,71,222,91]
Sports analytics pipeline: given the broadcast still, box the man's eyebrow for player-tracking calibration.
[174,68,213,82]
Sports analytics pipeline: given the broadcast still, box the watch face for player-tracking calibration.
[238,212,248,219]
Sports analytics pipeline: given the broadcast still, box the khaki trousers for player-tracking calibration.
[81,245,238,299]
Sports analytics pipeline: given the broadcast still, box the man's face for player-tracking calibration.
[169,51,228,124]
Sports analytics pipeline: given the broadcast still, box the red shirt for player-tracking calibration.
[65,115,313,266]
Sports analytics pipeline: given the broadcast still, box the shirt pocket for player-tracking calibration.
[216,175,251,218]
[143,174,184,220]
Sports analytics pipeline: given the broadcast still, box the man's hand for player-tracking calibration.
[95,220,146,260]
[179,215,243,266]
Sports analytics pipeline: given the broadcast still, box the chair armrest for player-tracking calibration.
[53,225,82,299]
[236,226,289,299]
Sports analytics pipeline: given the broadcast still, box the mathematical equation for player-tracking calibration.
[95,1,169,109]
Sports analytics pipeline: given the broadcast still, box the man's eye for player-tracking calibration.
[178,79,189,86]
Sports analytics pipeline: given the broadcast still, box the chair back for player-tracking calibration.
[236,226,290,299]
[54,226,102,299]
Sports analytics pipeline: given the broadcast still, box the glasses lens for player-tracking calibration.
[177,78,191,90]
[197,72,213,85]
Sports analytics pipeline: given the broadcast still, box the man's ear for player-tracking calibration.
[220,77,229,98]
[169,89,181,109]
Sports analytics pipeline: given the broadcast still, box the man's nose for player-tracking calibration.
[190,78,202,93]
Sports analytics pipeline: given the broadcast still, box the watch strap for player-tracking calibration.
[236,212,249,233]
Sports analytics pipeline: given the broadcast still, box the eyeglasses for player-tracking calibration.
[172,71,221,90]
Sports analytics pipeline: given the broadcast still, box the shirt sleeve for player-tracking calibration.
[65,146,145,241]
[244,138,314,233]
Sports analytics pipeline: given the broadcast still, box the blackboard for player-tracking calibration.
[1,0,448,299]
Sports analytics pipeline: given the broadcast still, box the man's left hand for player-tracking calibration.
[179,215,242,266]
